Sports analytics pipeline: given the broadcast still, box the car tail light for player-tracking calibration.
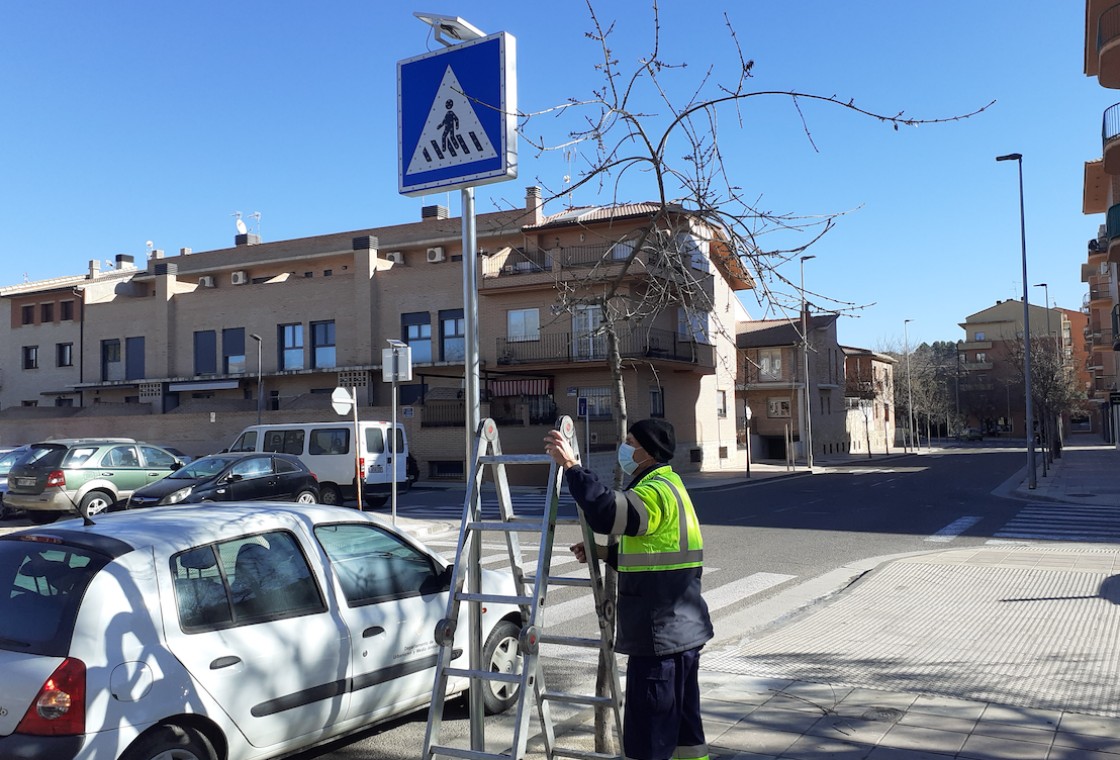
[16,657,86,736]
[45,470,66,488]
[310,472,319,481]
[358,457,366,472]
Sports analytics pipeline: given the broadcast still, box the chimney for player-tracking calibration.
[115,254,136,270]
[235,233,261,246]
[526,186,543,224]
[149,248,164,260]
[421,205,449,220]
[180,247,192,255]
[88,259,101,279]
[352,235,380,251]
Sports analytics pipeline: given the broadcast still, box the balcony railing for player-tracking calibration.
[1105,106,1120,173]
[497,327,712,366]
[1090,284,1112,302]
[1094,375,1117,393]
[1101,4,1120,87]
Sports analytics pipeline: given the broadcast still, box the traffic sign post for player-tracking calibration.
[401,20,517,746]
[331,386,362,511]
[383,342,413,525]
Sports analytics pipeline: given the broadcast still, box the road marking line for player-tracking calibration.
[702,572,797,613]
[925,516,981,542]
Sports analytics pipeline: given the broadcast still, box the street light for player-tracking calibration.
[997,152,1037,489]
[800,254,816,469]
[250,333,263,425]
[904,319,915,452]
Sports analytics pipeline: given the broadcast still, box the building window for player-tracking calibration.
[650,386,665,418]
[223,328,246,374]
[21,305,34,325]
[126,336,145,380]
[974,331,986,341]
[40,303,54,323]
[61,300,75,321]
[975,352,987,363]
[439,309,465,362]
[55,397,74,407]
[677,307,710,343]
[311,320,336,369]
[402,312,432,363]
[507,308,540,342]
[717,390,728,418]
[759,348,782,381]
[279,323,305,370]
[22,346,38,370]
[767,397,791,418]
[56,342,73,367]
[581,386,613,420]
[193,330,217,375]
[101,339,122,381]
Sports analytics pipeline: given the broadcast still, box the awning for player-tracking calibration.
[490,378,551,397]
[168,380,242,392]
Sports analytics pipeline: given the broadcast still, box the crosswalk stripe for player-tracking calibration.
[992,502,1120,543]
[925,516,981,543]
[702,572,797,613]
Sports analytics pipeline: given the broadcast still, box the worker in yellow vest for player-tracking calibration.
[545,419,712,760]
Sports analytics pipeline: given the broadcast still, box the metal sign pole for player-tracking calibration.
[352,387,362,511]
[392,349,399,526]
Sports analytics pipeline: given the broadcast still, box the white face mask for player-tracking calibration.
[617,443,640,476]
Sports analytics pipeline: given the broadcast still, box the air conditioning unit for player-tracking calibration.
[1101,261,1111,276]
[231,271,248,285]
[426,246,445,263]
[197,275,215,288]
[385,251,404,264]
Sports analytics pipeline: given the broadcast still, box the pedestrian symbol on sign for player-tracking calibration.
[406,66,498,176]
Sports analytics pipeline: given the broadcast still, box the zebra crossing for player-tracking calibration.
[990,502,1120,544]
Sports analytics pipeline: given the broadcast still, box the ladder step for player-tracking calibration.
[541,691,616,707]
[479,454,555,465]
[552,749,623,760]
[456,591,534,606]
[442,666,521,684]
[526,574,592,589]
[468,520,546,534]
[537,632,603,648]
[428,745,510,760]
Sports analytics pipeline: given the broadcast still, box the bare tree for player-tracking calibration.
[507,3,991,749]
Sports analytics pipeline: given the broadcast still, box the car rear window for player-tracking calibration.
[20,445,67,469]
[0,539,110,657]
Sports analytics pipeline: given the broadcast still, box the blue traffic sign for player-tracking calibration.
[398,32,517,197]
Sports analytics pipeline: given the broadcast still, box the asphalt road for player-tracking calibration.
[290,444,1039,760]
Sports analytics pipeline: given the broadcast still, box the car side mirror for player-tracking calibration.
[171,461,183,471]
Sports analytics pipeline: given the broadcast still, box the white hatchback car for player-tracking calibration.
[0,504,523,760]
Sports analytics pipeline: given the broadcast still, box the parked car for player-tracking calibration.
[4,439,187,523]
[0,504,522,760]
[159,447,195,465]
[0,445,31,520]
[957,428,984,441]
[121,453,319,509]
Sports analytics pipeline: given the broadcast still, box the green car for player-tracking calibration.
[4,438,186,523]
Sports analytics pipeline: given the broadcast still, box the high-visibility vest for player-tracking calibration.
[617,468,704,572]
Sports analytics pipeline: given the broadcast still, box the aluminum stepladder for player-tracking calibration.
[421,416,624,760]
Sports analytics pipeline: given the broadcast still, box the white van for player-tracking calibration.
[228,421,409,506]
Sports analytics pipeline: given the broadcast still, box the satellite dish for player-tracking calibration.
[236,219,248,235]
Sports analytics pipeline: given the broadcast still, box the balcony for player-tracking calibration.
[958,340,992,351]
[1099,3,1120,87]
[496,327,714,369]
[1104,105,1120,174]
[1093,374,1117,393]
[961,360,993,372]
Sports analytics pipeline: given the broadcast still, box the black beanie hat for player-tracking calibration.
[629,419,675,463]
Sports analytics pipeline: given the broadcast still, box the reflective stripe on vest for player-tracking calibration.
[617,474,703,571]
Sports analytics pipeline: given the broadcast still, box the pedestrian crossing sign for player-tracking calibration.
[398,32,517,197]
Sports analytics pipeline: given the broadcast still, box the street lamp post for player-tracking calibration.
[250,333,263,425]
[800,254,816,469]
[904,319,915,452]
[997,152,1037,489]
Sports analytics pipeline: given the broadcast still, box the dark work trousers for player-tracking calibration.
[623,647,708,760]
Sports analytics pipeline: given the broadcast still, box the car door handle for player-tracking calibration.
[363,626,385,638]
[146,471,160,476]
[100,471,115,476]
[210,656,241,670]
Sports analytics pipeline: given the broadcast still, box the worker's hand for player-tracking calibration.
[544,430,579,469]
[570,542,606,564]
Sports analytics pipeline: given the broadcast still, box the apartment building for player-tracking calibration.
[736,313,894,461]
[1083,1,1120,442]
[1,188,754,481]
[957,299,1071,435]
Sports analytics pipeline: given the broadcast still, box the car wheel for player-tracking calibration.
[29,511,59,525]
[319,484,343,506]
[481,618,522,714]
[365,495,388,508]
[295,489,318,504]
[80,491,114,517]
[120,723,217,760]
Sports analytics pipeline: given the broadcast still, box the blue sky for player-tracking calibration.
[0,1,1105,351]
